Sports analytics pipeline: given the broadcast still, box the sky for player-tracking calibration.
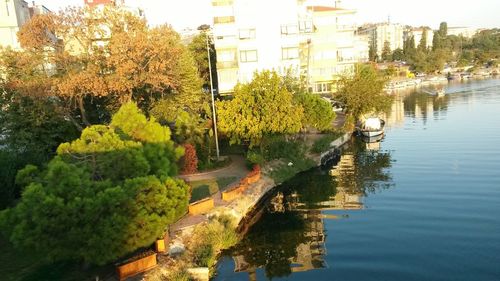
[37,0,500,31]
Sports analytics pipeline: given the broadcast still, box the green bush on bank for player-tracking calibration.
[311,132,345,154]
[189,215,238,273]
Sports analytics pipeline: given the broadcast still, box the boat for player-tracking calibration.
[423,88,445,97]
[357,117,385,137]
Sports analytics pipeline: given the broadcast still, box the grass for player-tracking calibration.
[0,236,113,281]
[189,177,237,203]
[310,132,345,153]
[269,158,316,184]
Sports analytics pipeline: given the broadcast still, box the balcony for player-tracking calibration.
[217,60,239,69]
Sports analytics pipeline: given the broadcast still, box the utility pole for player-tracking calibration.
[206,31,220,159]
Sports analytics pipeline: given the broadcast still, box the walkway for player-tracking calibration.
[178,155,249,182]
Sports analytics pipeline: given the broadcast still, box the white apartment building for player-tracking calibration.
[447,27,477,38]
[358,23,405,58]
[0,0,31,49]
[305,5,357,93]
[211,0,359,94]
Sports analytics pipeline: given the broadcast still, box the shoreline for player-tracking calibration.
[161,132,352,280]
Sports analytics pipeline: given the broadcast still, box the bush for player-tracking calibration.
[182,144,198,174]
[246,149,265,166]
[188,215,238,271]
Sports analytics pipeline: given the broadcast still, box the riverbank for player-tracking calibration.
[142,132,352,280]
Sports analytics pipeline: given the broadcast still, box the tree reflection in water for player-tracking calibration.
[223,137,394,280]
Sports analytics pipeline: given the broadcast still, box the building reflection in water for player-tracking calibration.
[381,88,451,129]
[226,138,394,280]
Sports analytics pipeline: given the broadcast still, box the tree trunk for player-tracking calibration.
[78,96,90,126]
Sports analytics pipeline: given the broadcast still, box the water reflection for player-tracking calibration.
[222,138,394,280]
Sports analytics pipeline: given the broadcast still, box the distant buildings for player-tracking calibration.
[358,22,405,58]
[0,0,50,49]
[447,27,477,38]
[211,0,360,94]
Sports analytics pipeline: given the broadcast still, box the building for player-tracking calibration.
[357,22,405,59]
[211,0,359,95]
[84,0,144,18]
[0,0,32,49]
[304,5,358,94]
[447,27,477,38]
[84,0,123,7]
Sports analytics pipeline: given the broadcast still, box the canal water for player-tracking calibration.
[215,79,500,281]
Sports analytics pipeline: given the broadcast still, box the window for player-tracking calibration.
[314,83,332,93]
[214,16,235,24]
[281,24,298,35]
[240,50,258,62]
[299,20,313,33]
[239,28,256,39]
[282,47,299,60]
[218,48,237,62]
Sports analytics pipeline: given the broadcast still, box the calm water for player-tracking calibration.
[215,79,500,281]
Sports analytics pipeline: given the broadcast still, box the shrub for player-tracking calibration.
[246,149,265,166]
[182,144,198,174]
[311,132,344,153]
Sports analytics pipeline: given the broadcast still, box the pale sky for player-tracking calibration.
[37,0,500,30]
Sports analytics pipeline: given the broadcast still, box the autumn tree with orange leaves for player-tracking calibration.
[2,6,204,127]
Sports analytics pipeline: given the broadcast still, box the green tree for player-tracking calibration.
[334,64,393,130]
[418,28,429,52]
[369,40,378,62]
[381,41,392,61]
[188,27,218,91]
[438,22,448,37]
[216,71,303,147]
[392,48,405,61]
[403,35,416,61]
[0,103,189,265]
[295,93,335,132]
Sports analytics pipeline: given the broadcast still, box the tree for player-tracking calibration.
[2,7,204,127]
[381,41,392,62]
[418,28,429,52]
[295,93,335,132]
[438,22,448,37]
[188,29,218,91]
[392,48,405,61]
[181,144,199,174]
[369,40,378,62]
[216,71,304,147]
[403,35,416,61]
[0,103,189,265]
[334,64,393,130]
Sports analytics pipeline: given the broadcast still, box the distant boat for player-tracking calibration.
[423,88,445,97]
[357,117,385,138]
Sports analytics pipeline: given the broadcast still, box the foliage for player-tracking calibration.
[369,39,378,62]
[1,6,204,127]
[189,215,238,271]
[334,64,393,130]
[217,70,303,147]
[381,41,392,62]
[310,132,344,154]
[181,144,198,175]
[0,103,189,265]
[294,93,335,131]
[418,28,429,52]
[392,48,405,61]
[188,29,218,91]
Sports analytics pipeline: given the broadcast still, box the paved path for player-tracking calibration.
[178,155,249,182]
